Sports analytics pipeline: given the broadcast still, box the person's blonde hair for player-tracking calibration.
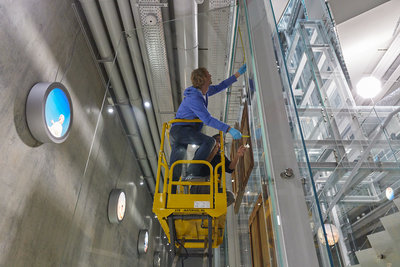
[191,67,208,88]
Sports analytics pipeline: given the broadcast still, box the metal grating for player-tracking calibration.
[134,0,175,125]
[206,0,237,136]
[224,20,246,142]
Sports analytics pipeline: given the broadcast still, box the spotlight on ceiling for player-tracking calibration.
[107,106,114,114]
[356,76,382,99]
[144,101,151,108]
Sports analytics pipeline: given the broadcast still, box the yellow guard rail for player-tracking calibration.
[153,119,228,250]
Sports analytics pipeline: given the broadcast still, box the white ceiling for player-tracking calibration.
[330,0,400,102]
[328,0,389,24]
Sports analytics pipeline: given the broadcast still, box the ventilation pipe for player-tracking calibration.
[98,0,158,169]
[80,0,155,192]
[161,4,180,110]
[115,0,161,147]
[174,0,199,91]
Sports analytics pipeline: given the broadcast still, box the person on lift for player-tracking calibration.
[169,64,247,190]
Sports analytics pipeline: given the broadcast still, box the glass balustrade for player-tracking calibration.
[273,0,400,265]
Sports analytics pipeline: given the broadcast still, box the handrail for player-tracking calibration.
[168,118,203,124]
[168,160,214,194]
[155,119,226,197]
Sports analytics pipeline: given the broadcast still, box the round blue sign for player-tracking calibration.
[45,88,71,138]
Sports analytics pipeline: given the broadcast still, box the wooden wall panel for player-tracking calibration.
[248,194,277,267]
[232,102,254,213]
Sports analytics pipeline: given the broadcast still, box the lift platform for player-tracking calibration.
[153,119,228,266]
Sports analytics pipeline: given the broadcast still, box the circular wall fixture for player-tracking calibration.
[145,14,157,26]
[317,224,339,246]
[108,189,126,224]
[26,82,73,143]
[138,229,149,255]
[386,187,394,201]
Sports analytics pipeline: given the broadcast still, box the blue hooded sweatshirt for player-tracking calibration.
[174,75,237,132]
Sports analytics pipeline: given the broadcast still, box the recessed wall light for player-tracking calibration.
[26,82,73,143]
[108,189,126,224]
[138,230,149,255]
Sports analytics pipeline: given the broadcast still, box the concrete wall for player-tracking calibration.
[0,0,162,266]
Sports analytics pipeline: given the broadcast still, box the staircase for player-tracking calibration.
[353,198,400,267]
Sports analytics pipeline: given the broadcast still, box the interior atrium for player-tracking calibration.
[1,0,400,266]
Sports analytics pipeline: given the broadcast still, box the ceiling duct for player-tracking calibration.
[116,0,161,148]
[173,0,199,92]
[79,0,157,192]
[130,0,176,126]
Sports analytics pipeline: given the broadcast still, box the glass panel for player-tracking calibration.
[222,1,288,266]
[275,0,400,266]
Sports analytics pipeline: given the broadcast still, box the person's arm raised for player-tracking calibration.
[228,145,246,170]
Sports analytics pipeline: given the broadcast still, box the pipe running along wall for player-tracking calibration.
[79,0,156,192]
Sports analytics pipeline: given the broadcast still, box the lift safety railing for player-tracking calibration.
[153,118,229,266]
[155,119,226,204]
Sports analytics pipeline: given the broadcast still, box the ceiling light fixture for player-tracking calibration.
[107,107,114,114]
[144,101,151,108]
[356,76,382,98]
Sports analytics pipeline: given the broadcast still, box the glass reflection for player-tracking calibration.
[45,88,71,138]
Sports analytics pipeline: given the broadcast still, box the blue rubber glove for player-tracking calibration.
[238,64,247,75]
[228,128,242,140]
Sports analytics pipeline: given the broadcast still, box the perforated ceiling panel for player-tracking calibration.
[224,19,246,143]
[132,0,237,136]
[134,0,175,125]
[206,0,236,136]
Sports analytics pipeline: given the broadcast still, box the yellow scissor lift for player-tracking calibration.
[153,119,227,266]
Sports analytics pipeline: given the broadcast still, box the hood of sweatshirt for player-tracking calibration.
[183,86,203,98]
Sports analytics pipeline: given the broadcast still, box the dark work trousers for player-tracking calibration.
[169,124,216,193]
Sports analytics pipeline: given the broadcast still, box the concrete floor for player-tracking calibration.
[0,0,163,266]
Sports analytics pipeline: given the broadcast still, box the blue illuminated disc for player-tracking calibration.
[386,187,394,201]
[45,88,71,138]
